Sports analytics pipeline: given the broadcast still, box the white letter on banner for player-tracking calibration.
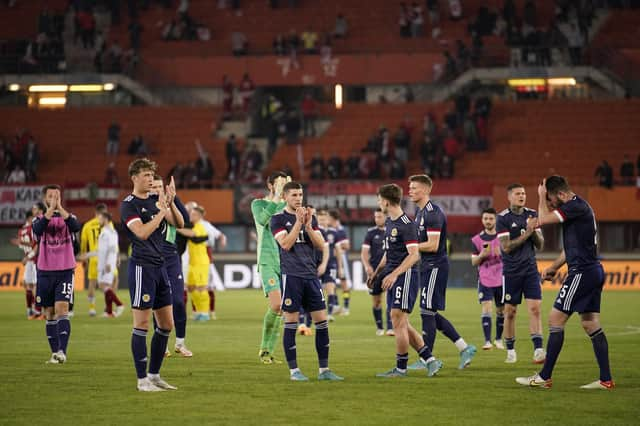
[352,260,367,291]
[224,264,253,289]
[211,264,224,290]
[252,264,261,289]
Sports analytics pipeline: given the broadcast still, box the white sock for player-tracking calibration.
[175,338,185,347]
[426,356,435,363]
[319,367,330,374]
[88,296,95,304]
[508,349,516,355]
[138,376,148,383]
[290,368,300,375]
[454,338,467,352]
[148,373,159,379]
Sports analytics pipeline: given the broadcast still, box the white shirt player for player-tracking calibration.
[97,224,119,285]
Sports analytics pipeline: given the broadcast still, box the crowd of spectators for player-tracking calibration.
[220,73,255,120]
[595,154,640,188]
[1,129,39,184]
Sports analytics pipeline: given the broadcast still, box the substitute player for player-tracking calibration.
[497,184,546,364]
[471,208,505,350]
[150,176,191,357]
[407,175,476,371]
[121,158,181,391]
[96,211,124,318]
[32,185,81,364]
[251,171,289,363]
[361,208,393,336]
[270,182,343,381]
[80,203,107,316]
[317,209,340,320]
[178,205,210,321]
[12,211,39,318]
[330,210,351,315]
[517,176,613,389]
[371,184,442,378]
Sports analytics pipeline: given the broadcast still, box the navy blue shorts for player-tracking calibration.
[503,268,541,305]
[281,274,326,314]
[128,260,173,310]
[554,265,605,314]
[36,269,74,308]
[368,274,384,296]
[478,282,504,306]
[420,263,449,312]
[385,269,419,313]
[166,255,185,305]
[321,266,338,284]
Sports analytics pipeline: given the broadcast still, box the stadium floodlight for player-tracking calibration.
[8,84,20,91]
[38,96,67,106]
[69,84,104,92]
[103,83,115,91]
[335,84,343,109]
[547,78,576,86]
[28,84,68,92]
[507,79,545,87]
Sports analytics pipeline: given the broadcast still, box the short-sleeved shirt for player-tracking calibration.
[271,211,322,279]
[120,193,165,267]
[188,221,210,267]
[335,226,349,248]
[415,200,448,268]
[383,213,419,274]
[471,231,502,287]
[552,195,600,272]
[363,226,385,270]
[496,207,539,274]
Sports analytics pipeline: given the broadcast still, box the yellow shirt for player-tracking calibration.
[188,221,209,267]
[80,217,101,254]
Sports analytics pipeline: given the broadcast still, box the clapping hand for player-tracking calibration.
[165,176,176,204]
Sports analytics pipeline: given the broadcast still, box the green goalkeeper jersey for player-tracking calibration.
[251,198,286,268]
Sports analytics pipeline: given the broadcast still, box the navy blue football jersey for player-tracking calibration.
[363,226,386,270]
[271,210,322,279]
[120,193,166,267]
[415,200,448,268]
[496,207,539,274]
[314,227,328,267]
[324,227,339,269]
[554,195,600,271]
[335,226,349,247]
[383,213,419,274]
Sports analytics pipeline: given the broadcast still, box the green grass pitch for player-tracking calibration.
[0,289,638,425]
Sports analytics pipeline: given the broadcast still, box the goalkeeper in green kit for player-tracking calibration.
[252,171,291,364]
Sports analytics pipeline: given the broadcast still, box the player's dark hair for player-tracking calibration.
[328,209,341,220]
[99,211,112,222]
[42,184,61,195]
[506,183,524,192]
[377,184,402,205]
[128,158,157,177]
[545,175,571,195]
[409,174,433,187]
[267,171,288,185]
[153,173,163,181]
[283,181,302,193]
[34,202,46,213]
[95,203,107,213]
[25,211,33,219]
[482,208,496,216]
[375,208,383,213]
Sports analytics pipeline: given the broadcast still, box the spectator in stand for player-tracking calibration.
[301,27,318,54]
[410,2,424,37]
[242,143,264,183]
[320,34,333,64]
[345,151,360,178]
[24,138,38,181]
[226,134,240,180]
[309,153,325,180]
[108,40,123,73]
[231,31,248,56]
[394,124,411,164]
[129,18,143,51]
[327,155,343,179]
[566,22,584,65]
[427,0,441,38]
[183,161,199,188]
[222,75,234,120]
[287,29,300,55]
[333,13,348,39]
[127,134,149,155]
[443,50,457,80]
[273,34,286,55]
[238,73,255,115]
[399,3,411,38]
[389,157,406,179]
[379,128,393,176]
[104,162,120,186]
[195,140,214,188]
[456,40,470,71]
[106,122,121,156]
[594,160,613,189]
[443,130,461,159]
[285,109,301,145]
[77,8,96,49]
[168,162,185,188]
[6,164,26,184]
[463,114,480,151]
[301,93,317,137]
[262,94,283,157]
[620,154,635,186]
[448,0,462,21]
[440,155,454,178]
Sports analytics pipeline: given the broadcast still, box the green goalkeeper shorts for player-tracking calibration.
[259,264,281,297]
